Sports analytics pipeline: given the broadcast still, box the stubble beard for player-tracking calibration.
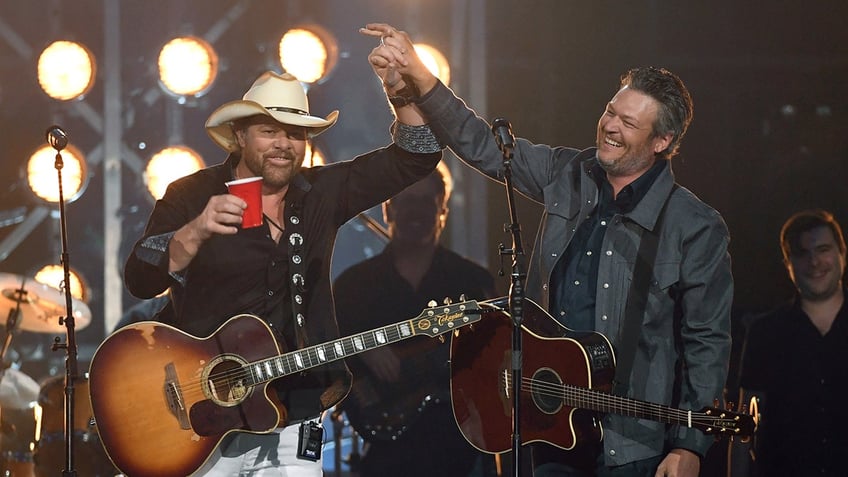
[244,150,302,190]
[598,148,654,178]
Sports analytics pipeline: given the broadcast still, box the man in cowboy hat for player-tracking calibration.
[123,70,442,476]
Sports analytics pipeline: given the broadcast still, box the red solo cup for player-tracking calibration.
[225,176,263,228]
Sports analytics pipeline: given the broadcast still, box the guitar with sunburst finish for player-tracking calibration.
[88,300,480,477]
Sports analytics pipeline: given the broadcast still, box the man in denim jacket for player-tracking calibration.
[361,23,732,477]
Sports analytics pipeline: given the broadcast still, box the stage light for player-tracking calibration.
[158,36,218,97]
[37,40,96,101]
[144,146,205,200]
[414,44,450,86]
[279,26,338,84]
[26,144,88,204]
[305,141,326,167]
[34,264,89,302]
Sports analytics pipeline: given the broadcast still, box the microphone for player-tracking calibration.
[45,125,68,151]
[491,117,515,154]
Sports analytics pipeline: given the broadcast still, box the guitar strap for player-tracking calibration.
[612,184,677,397]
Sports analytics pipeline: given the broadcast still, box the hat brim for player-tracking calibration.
[205,100,339,152]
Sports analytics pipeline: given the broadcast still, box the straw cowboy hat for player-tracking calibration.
[205,71,339,152]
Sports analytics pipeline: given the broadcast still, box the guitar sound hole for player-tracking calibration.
[202,355,251,407]
[530,368,563,415]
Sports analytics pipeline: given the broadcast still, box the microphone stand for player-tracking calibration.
[492,118,526,476]
[46,126,79,477]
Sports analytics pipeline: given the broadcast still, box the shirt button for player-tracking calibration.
[543,284,548,290]
[586,251,592,256]
[574,280,580,286]
[267,290,274,296]
[600,220,607,226]
[609,449,616,456]
[552,253,558,257]
[559,311,566,316]
[603,283,609,289]
[601,315,608,321]
[606,250,612,256]
[270,261,276,267]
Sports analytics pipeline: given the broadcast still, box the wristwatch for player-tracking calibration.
[388,76,420,108]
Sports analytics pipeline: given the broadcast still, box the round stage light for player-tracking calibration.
[279,26,338,84]
[144,146,205,200]
[414,44,451,86]
[158,36,218,97]
[37,40,96,101]
[26,144,88,204]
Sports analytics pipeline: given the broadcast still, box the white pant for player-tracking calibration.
[193,424,322,477]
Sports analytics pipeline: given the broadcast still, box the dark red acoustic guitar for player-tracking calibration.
[449,299,757,454]
[88,300,480,477]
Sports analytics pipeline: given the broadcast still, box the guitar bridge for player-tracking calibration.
[164,362,191,430]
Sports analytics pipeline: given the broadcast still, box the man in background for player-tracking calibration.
[730,209,848,476]
[334,162,500,477]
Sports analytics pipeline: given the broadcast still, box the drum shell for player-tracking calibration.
[34,376,118,477]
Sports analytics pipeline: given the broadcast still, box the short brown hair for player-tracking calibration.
[780,209,847,261]
[620,67,694,160]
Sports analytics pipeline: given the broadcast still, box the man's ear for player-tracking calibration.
[654,132,673,154]
[235,128,247,148]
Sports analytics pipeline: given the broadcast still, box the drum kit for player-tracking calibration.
[0,272,118,476]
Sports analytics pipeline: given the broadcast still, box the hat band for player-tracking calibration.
[267,106,308,116]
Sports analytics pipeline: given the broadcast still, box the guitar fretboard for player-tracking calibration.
[508,373,745,433]
[243,302,478,385]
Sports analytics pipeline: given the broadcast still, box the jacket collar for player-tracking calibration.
[582,149,677,232]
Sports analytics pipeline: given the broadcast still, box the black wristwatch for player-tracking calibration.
[388,75,420,108]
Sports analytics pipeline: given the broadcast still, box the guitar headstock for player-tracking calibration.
[411,299,481,337]
[696,405,758,439]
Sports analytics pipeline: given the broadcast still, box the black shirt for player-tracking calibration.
[333,244,497,477]
[738,289,848,477]
[125,147,441,421]
[550,159,667,330]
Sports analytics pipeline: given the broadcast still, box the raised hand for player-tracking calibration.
[359,23,437,95]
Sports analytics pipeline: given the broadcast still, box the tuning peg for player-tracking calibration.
[459,294,466,301]
[428,300,438,308]
[443,297,453,305]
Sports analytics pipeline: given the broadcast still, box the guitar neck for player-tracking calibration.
[561,383,734,432]
[567,385,691,424]
[245,301,479,386]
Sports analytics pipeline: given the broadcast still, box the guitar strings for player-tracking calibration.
[502,375,723,427]
[169,324,421,402]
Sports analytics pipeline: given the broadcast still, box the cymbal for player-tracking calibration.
[0,367,39,409]
[0,273,91,334]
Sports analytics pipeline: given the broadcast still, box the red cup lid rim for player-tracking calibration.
[225,176,263,186]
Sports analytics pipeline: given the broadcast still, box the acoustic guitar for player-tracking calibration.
[88,300,480,477]
[449,299,757,454]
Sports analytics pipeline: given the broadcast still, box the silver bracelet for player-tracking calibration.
[392,122,443,154]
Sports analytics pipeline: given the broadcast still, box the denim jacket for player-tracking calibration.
[417,81,732,465]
